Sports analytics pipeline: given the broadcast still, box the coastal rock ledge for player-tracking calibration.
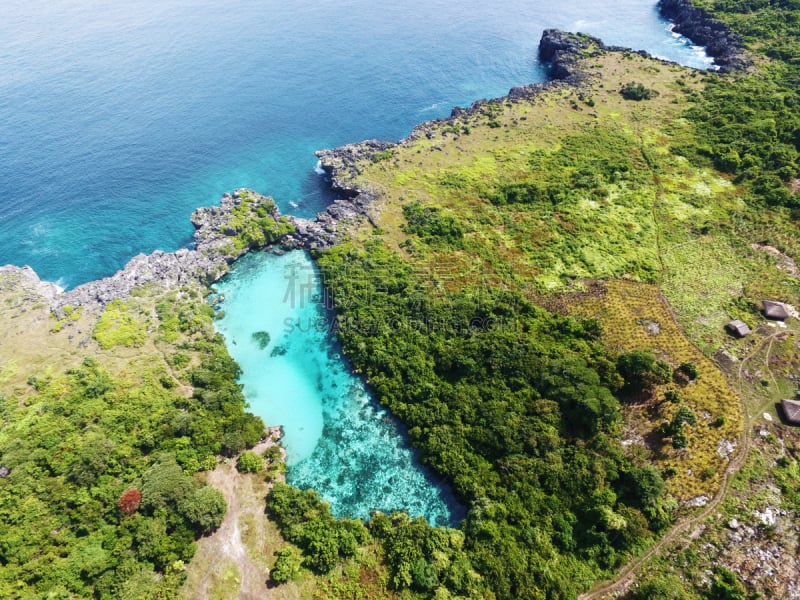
[1,190,285,310]
[297,29,609,245]
[292,13,751,246]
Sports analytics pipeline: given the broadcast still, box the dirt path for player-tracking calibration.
[185,433,288,600]
[580,428,750,599]
[579,327,780,599]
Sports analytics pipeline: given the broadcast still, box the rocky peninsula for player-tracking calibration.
[658,0,751,72]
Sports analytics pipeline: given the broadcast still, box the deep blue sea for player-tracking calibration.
[0,0,711,523]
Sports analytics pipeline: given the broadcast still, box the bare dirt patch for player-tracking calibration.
[184,435,314,600]
[751,242,800,279]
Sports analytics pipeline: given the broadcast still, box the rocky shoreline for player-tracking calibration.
[2,10,749,312]
[290,21,731,241]
[0,190,285,311]
[297,29,610,245]
[658,0,750,72]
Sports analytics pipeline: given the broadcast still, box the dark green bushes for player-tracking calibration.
[620,82,657,100]
[236,450,264,473]
[487,181,561,205]
[267,483,369,574]
[686,74,800,208]
[402,201,465,245]
[617,350,672,393]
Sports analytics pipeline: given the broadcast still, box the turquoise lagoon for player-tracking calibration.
[213,251,460,525]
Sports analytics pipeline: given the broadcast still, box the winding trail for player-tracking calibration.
[185,435,286,600]
[579,131,757,599]
[583,325,790,598]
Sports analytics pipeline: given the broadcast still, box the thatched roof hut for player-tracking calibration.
[781,399,800,425]
[763,300,789,321]
[726,320,751,337]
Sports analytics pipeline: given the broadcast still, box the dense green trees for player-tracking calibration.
[0,295,262,598]
[617,350,672,393]
[268,483,370,574]
[685,70,800,209]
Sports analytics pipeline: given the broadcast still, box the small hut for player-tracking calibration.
[726,320,751,338]
[781,399,800,425]
[762,300,789,321]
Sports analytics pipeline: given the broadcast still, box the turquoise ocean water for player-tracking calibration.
[0,0,712,523]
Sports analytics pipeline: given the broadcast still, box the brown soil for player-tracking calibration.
[184,435,311,600]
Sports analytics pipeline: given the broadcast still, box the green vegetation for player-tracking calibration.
[401,201,465,246]
[3,0,800,598]
[236,450,264,473]
[223,190,295,254]
[306,240,674,598]
[0,293,264,598]
[680,0,800,209]
[617,350,672,393]
[268,483,370,574]
[93,298,147,349]
[270,545,304,583]
[620,81,657,100]
[265,8,798,593]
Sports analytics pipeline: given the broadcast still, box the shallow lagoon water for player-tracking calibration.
[2,0,713,522]
[214,251,460,524]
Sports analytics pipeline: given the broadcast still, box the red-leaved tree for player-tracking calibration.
[118,488,142,515]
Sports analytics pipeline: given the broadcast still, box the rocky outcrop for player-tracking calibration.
[284,188,380,250]
[538,29,608,81]
[314,140,393,197]
[279,142,389,250]
[0,265,62,304]
[278,141,388,249]
[658,0,750,72]
[51,190,283,309]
